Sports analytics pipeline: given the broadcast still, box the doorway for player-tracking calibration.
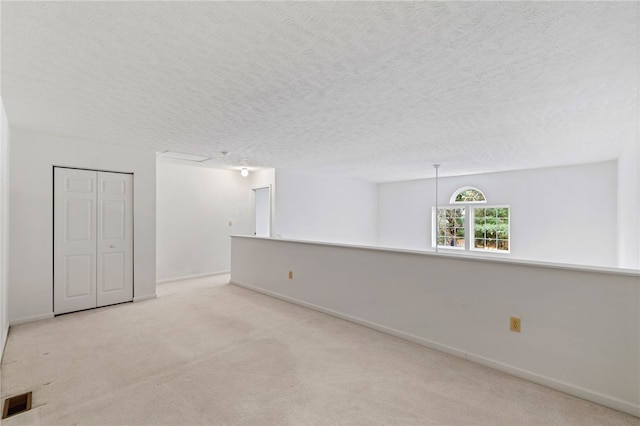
[253,186,271,237]
[53,167,134,315]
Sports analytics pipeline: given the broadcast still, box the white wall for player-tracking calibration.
[9,129,157,324]
[618,141,640,269]
[274,169,377,246]
[378,161,619,268]
[230,236,640,416]
[156,161,254,282]
[0,98,9,359]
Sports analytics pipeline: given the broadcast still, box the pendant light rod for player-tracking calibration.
[434,164,441,253]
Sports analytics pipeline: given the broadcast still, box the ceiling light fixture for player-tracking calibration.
[240,168,249,177]
[159,151,211,162]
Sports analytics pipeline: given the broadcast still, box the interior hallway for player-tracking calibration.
[1,275,638,426]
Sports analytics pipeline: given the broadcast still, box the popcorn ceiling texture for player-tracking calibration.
[1,2,638,181]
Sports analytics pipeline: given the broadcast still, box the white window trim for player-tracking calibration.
[450,186,487,204]
[470,204,511,254]
[431,206,467,251]
[432,204,511,254]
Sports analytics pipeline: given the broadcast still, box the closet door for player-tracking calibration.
[96,172,133,307]
[54,168,134,315]
[54,168,98,315]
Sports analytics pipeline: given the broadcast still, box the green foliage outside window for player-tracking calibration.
[474,207,509,251]
[454,188,486,203]
[436,186,509,253]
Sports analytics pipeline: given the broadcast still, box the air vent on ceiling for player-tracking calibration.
[159,151,211,162]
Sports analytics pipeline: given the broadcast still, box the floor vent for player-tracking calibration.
[2,392,32,419]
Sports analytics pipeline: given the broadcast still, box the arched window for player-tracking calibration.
[450,186,486,204]
[434,186,510,253]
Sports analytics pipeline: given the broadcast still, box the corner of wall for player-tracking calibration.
[0,96,10,360]
[617,140,640,269]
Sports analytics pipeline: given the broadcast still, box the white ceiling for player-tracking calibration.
[1,1,638,182]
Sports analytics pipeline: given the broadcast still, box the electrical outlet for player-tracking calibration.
[228,220,232,226]
[510,317,521,332]
[288,271,293,280]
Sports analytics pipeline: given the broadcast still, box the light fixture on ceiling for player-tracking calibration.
[159,151,211,162]
[240,168,249,177]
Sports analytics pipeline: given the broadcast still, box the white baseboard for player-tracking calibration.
[230,280,640,418]
[156,270,230,285]
[1,324,8,363]
[9,312,54,326]
[133,294,157,303]
[466,352,640,417]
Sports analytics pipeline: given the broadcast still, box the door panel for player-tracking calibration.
[101,252,125,292]
[96,172,133,307]
[64,255,94,297]
[54,168,97,314]
[101,200,125,240]
[65,199,93,241]
[65,176,93,193]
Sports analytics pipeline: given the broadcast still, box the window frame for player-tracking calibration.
[433,186,510,254]
[470,205,511,254]
[431,206,467,251]
[450,186,487,204]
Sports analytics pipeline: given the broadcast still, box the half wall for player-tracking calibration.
[231,235,640,416]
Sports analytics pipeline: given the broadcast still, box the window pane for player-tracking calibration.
[472,206,510,252]
[453,188,486,203]
[435,207,464,248]
[497,227,508,239]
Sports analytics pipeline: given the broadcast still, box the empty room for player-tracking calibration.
[1,1,639,425]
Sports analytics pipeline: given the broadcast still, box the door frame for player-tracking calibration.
[52,166,135,314]
[251,185,272,237]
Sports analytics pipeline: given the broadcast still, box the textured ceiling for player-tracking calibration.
[1,1,638,182]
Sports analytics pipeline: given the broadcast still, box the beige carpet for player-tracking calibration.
[1,275,638,426]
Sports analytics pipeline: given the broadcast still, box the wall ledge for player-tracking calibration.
[231,235,640,277]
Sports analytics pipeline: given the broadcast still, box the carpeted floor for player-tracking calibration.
[1,275,638,425]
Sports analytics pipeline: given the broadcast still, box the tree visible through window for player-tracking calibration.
[434,187,510,253]
[436,208,465,248]
[473,207,509,251]
[451,187,486,203]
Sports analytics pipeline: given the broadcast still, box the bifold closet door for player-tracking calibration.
[96,172,133,308]
[54,168,133,315]
[54,168,98,314]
